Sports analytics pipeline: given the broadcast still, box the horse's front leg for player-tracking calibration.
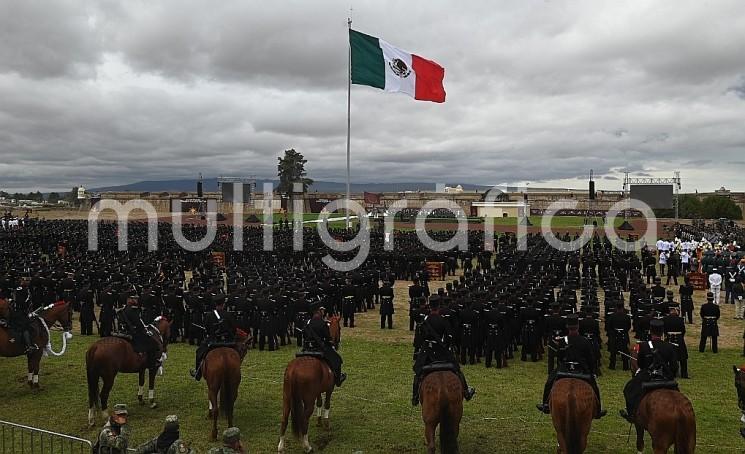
[635,424,644,454]
[147,368,157,408]
[138,370,145,404]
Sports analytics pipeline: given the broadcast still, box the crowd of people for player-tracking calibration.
[1,217,744,451]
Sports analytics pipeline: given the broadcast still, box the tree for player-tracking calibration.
[700,195,743,220]
[65,187,80,207]
[47,192,61,204]
[277,149,313,194]
[677,194,703,219]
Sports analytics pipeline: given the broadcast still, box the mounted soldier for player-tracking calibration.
[412,295,475,406]
[191,295,239,381]
[300,302,346,387]
[620,319,678,423]
[537,315,606,418]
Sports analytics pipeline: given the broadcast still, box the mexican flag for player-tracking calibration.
[349,29,446,103]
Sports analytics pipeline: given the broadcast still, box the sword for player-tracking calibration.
[191,323,206,331]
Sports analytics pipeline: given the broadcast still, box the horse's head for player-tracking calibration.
[236,328,253,360]
[153,316,172,353]
[733,365,745,410]
[43,301,73,333]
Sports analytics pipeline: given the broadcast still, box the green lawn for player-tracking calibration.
[1,297,743,453]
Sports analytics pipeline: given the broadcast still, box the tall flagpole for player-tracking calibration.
[346,15,352,228]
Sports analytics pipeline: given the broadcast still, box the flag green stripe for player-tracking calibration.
[349,29,385,89]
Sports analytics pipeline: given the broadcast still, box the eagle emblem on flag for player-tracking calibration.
[388,58,411,78]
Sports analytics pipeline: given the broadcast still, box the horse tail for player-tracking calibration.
[219,369,235,420]
[288,369,304,439]
[564,396,582,454]
[439,397,458,454]
[85,347,100,409]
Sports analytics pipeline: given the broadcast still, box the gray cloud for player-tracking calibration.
[1,0,745,192]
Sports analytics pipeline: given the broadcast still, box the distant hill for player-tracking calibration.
[91,178,490,193]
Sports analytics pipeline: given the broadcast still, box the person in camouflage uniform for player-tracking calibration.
[134,415,194,454]
[207,427,244,454]
[97,404,131,454]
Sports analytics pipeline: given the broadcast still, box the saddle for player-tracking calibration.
[296,351,325,359]
[641,380,679,392]
[207,341,237,350]
[421,361,459,375]
[556,371,593,381]
[112,332,133,341]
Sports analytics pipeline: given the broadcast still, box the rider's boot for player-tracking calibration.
[23,331,38,354]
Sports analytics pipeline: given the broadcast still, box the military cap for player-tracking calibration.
[666,290,674,296]
[565,315,579,328]
[113,403,128,415]
[222,427,241,444]
[706,292,714,300]
[164,414,179,430]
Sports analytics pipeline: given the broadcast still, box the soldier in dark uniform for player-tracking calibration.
[164,286,184,343]
[458,301,477,365]
[699,292,720,353]
[620,319,678,423]
[578,306,602,374]
[302,303,346,387]
[191,296,237,381]
[412,296,475,406]
[650,278,666,300]
[679,277,694,324]
[483,301,508,368]
[79,284,96,336]
[536,315,606,418]
[341,279,356,328]
[520,301,541,362]
[121,295,158,366]
[379,280,394,329]
[408,279,424,331]
[544,304,566,374]
[607,302,631,370]
[8,284,37,354]
[663,306,688,379]
[99,285,117,337]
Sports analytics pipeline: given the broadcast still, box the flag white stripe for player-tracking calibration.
[378,39,416,98]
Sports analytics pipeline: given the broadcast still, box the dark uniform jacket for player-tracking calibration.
[700,302,720,337]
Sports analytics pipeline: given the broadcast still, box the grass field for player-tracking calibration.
[2,281,745,453]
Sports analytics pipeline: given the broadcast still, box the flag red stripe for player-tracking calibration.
[412,54,446,103]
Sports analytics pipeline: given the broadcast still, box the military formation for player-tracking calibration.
[1,217,745,451]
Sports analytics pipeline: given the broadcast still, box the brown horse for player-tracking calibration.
[86,317,171,427]
[420,371,463,454]
[278,356,335,453]
[629,347,696,453]
[328,315,341,349]
[549,379,596,454]
[204,334,252,440]
[0,301,73,388]
[634,389,696,453]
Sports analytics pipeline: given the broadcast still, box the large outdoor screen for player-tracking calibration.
[629,184,673,209]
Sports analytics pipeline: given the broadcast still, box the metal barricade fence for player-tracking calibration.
[0,420,92,454]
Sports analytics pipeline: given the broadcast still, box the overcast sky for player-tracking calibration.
[1,0,744,193]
